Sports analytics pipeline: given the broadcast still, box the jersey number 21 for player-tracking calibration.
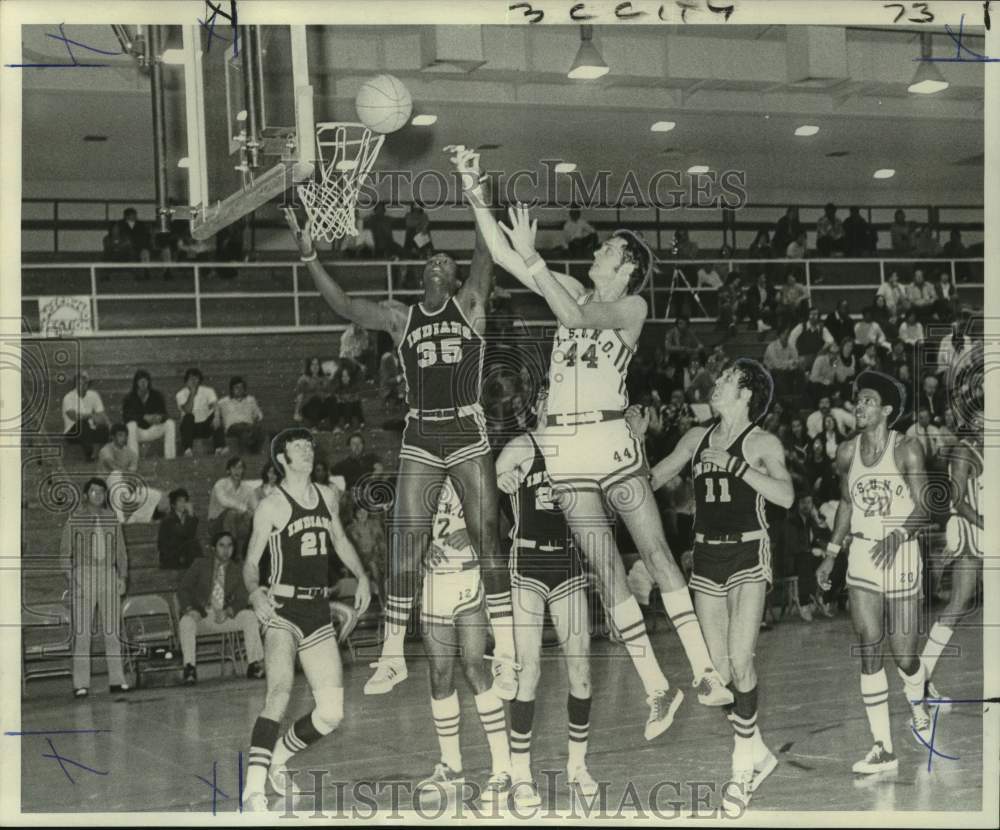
[301,531,329,557]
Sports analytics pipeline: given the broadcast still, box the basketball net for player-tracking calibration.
[297,122,385,243]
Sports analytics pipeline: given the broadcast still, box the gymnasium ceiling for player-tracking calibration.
[19,23,985,205]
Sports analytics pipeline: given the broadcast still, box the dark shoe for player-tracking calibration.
[109,684,132,694]
[183,664,197,685]
[73,687,89,699]
[246,661,265,680]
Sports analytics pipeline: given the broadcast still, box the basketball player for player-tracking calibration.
[649,360,792,804]
[455,149,731,745]
[241,428,372,812]
[495,387,597,806]
[920,406,983,706]
[816,370,933,775]
[284,204,518,699]
[416,478,513,804]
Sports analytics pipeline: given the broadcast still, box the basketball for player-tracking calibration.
[355,74,413,134]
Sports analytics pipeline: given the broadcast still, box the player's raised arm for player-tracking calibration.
[451,148,583,298]
[455,212,495,336]
[950,445,983,530]
[650,425,705,490]
[284,208,408,343]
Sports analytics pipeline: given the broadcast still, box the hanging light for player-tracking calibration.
[568,26,609,80]
[908,34,949,94]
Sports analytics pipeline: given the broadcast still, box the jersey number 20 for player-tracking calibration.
[300,531,329,557]
[417,337,462,368]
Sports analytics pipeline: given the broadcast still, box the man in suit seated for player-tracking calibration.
[177,531,265,684]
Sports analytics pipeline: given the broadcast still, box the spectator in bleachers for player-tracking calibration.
[777,491,827,621]
[898,310,925,346]
[853,306,892,353]
[122,369,176,460]
[842,207,876,256]
[251,461,282,510]
[177,530,265,685]
[876,271,908,316]
[942,227,970,281]
[762,324,801,399]
[663,314,703,361]
[312,459,332,486]
[670,228,699,259]
[378,350,406,409]
[822,300,851,344]
[890,209,913,255]
[834,337,857,401]
[789,307,834,371]
[788,417,811,466]
[403,203,434,256]
[63,372,112,464]
[807,394,854,438]
[906,268,937,322]
[340,322,374,381]
[368,202,403,259]
[906,408,944,468]
[778,272,808,325]
[772,206,802,255]
[815,203,846,257]
[331,363,365,431]
[820,414,846,461]
[294,356,330,428]
[176,368,223,457]
[696,262,723,290]
[347,501,387,592]
[889,339,912,371]
[208,457,255,558]
[803,436,838,503]
[158,488,201,571]
[916,374,947,426]
[216,376,265,455]
[61,477,130,697]
[747,229,773,259]
[934,271,956,320]
[859,343,882,373]
[745,272,777,332]
[683,352,715,404]
[332,433,379,495]
[104,207,152,268]
[716,271,744,334]
[807,343,840,408]
[913,224,940,258]
[937,315,975,380]
[562,208,598,257]
[785,231,807,260]
[97,423,166,524]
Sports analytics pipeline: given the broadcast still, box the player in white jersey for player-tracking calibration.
[415,478,513,805]
[816,370,933,775]
[453,148,731,746]
[919,407,983,707]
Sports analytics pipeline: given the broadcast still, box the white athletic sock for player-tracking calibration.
[474,689,511,774]
[898,663,926,709]
[661,587,716,680]
[921,621,955,681]
[860,669,893,753]
[485,592,516,658]
[430,692,463,773]
[610,597,669,696]
[752,727,770,764]
[379,595,413,661]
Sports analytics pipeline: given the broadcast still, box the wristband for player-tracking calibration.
[725,456,749,479]
[526,255,548,278]
[825,542,841,558]
[300,251,317,263]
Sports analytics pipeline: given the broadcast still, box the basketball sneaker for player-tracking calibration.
[910,702,933,746]
[724,769,754,816]
[851,741,898,774]
[364,658,407,695]
[511,778,542,809]
[490,655,520,701]
[925,679,952,713]
[415,763,464,800]
[567,766,599,797]
[695,670,735,706]
[242,791,269,812]
[644,688,684,740]
[268,764,304,798]
[750,749,778,792]
[480,771,512,806]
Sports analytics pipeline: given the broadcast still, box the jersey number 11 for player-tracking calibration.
[704,477,731,503]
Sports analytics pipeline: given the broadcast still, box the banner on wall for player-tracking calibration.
[38,296,93,337]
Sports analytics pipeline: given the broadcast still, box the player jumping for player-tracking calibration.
[650,359,792,806]
[816,370,933,775]
[455,148,732,745]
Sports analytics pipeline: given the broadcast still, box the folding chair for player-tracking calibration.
[22,598,73,697]
[170,595,247,678]
[122,593,178,688]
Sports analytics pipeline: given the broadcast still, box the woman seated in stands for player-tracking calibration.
[294,356,336,430]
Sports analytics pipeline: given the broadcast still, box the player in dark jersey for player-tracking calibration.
[651,360,792,808]
[495,387,596,807]
[241,428,372,812]
[284,192,518,701]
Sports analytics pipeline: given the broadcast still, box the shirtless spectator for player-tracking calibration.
[216,376,265,454]
[122,369,176,459]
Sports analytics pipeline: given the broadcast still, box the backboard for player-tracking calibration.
[180,24,315,239]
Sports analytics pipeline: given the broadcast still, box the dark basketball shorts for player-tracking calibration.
[511,539,589,604]
[264,597,336,652]
[690,536,772,598]
[400,404,491,469]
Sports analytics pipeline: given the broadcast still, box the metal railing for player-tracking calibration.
[21,256,984,337]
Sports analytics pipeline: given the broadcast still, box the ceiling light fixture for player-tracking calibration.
[651,121,676,132]
[411,114,438,126]
[908,34,949,94]
[554,162,577,174]
[873,168,895,179]
[795,125,820,136]
[568,25,609,80]
[687,165,710,174]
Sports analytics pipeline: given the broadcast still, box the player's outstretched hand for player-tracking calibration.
[871,529,904,570]
[499,203,538,260]
[354,574,372,616]
[497,468,525,495]
[283,207,315,259]
[250,587,282,626]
